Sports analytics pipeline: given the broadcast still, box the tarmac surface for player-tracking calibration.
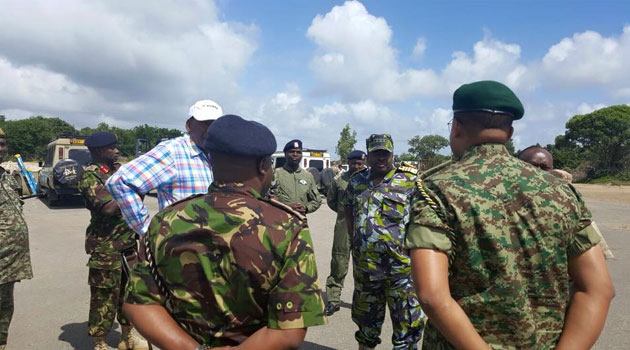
[5,185,629,350]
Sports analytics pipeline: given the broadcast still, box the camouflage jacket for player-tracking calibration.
[343,166,417,280]
[126,182,326,347]
[405,144,601,350]
[78,162,136,269]
[271,165,321,213]
[0,166,33,284]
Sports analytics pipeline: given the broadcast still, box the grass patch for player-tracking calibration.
[586,176,630,186]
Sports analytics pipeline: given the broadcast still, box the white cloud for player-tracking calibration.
[575,102,608,115]
[306,1,532,102]
[306,1,443,101]
[412,37,427,58]
[0,0,258,129]
[541,26,630,88]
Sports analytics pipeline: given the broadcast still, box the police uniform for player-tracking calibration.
[344,135,425,350]
[0,128,33,350]
[78,132,141,349]
[272,139,322,213]
[324,150,365,315]
[125,115,327,348]
[405,81,602,349]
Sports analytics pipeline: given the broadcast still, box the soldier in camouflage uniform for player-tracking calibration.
[78,132,148,350]
[405,80,615,350]
[0,128,33,350]
[324,150,366,316]
[343,134,425,350]
[271,139,322,215]
[123,115,326,350]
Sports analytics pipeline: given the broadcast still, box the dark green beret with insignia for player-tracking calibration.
[452,80,524,120]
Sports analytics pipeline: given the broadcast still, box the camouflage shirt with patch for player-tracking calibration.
[0,166,33,284]
[126,182,326,347]
[78,163,136,269]
[405,144,601,350]
[343,166,417,280]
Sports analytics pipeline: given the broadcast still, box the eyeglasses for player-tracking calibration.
[447,118,453,130]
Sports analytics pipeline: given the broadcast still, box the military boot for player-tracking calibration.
[93,336,110,350]
[118,326,150,350]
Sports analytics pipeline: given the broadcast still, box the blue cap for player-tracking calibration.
[347,150,366,160]
[204,114,277,157]
[85,132,117,148]
[283,139,302,152]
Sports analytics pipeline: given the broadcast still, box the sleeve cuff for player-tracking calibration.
[405,223,452,252]
[568,222,601,257]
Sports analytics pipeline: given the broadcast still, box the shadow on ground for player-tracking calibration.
[59,322,121,350]
[301,341,337,350]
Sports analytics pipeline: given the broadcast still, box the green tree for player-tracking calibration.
[407,134,450,169]
[335,123,357,161]
[1,116,78,160]
[554,105,630,178]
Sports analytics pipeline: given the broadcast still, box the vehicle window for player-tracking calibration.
[275,157,286,168]
[309,160,324,171]
[69,149,92,166]
[45,147,54,167]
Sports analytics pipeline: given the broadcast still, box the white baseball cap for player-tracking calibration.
[188,99,223,121]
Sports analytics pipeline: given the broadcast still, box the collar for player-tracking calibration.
[282,164,303,173]
[209,182,262,199]
[460,143,509,161]
[367,167,396,186]
[184,134,205,158]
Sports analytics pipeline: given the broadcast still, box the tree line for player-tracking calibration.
[0,115,182,161]
[335,105,630,182]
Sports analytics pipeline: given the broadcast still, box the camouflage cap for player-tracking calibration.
[366,134,393,153]
[453,80,524,120]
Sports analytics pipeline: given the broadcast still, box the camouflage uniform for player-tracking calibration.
[344,167,425,350]
[405,144,602,350]
[324,171,352,307]
[78,163,136,337]
[0,165,33,348]
[272,165,322,213]
[126,182,326,347]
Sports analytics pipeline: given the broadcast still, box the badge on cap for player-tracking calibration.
[294,142,299,149]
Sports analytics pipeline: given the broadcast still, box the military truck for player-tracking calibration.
[37,136,91,205]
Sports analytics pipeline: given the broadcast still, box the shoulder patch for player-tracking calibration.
[266,198,307,221]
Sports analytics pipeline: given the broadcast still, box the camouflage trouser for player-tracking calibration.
[0,282,16,347]
[325,223,351,305]
[352,272,425,350]
[88,267,130,337]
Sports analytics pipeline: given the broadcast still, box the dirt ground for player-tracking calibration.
[574,183,630,205]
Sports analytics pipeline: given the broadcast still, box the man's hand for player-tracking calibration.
[290,203,307,214]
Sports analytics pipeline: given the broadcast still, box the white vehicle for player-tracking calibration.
[271,149,331,171]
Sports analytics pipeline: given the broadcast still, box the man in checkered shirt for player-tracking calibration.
[106,100,223,235]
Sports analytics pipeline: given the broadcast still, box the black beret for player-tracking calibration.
[283,139,302,152]
[85,131,117,148]
[204,114,277,157]
[452,80,524,120]
[347,150,366,160]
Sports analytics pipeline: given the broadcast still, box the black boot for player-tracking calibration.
[324,302,340,316]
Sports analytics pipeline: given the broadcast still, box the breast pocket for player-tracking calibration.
[381,192,406,225]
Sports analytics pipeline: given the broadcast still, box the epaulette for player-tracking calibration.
[397,165,418,175]
[419,159,453,179]
[266,198,307,222]
[84,164,99,172]
[167,193,204,208]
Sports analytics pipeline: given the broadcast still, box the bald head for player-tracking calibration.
[519,146,553,171]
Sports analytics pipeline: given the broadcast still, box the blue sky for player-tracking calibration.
[1,0,629,157]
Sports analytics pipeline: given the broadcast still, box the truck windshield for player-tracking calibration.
[69,149,92,166]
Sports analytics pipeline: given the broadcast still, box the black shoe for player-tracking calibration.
[324,302,340,316]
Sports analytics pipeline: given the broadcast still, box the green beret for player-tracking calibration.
[452,80,524,120]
